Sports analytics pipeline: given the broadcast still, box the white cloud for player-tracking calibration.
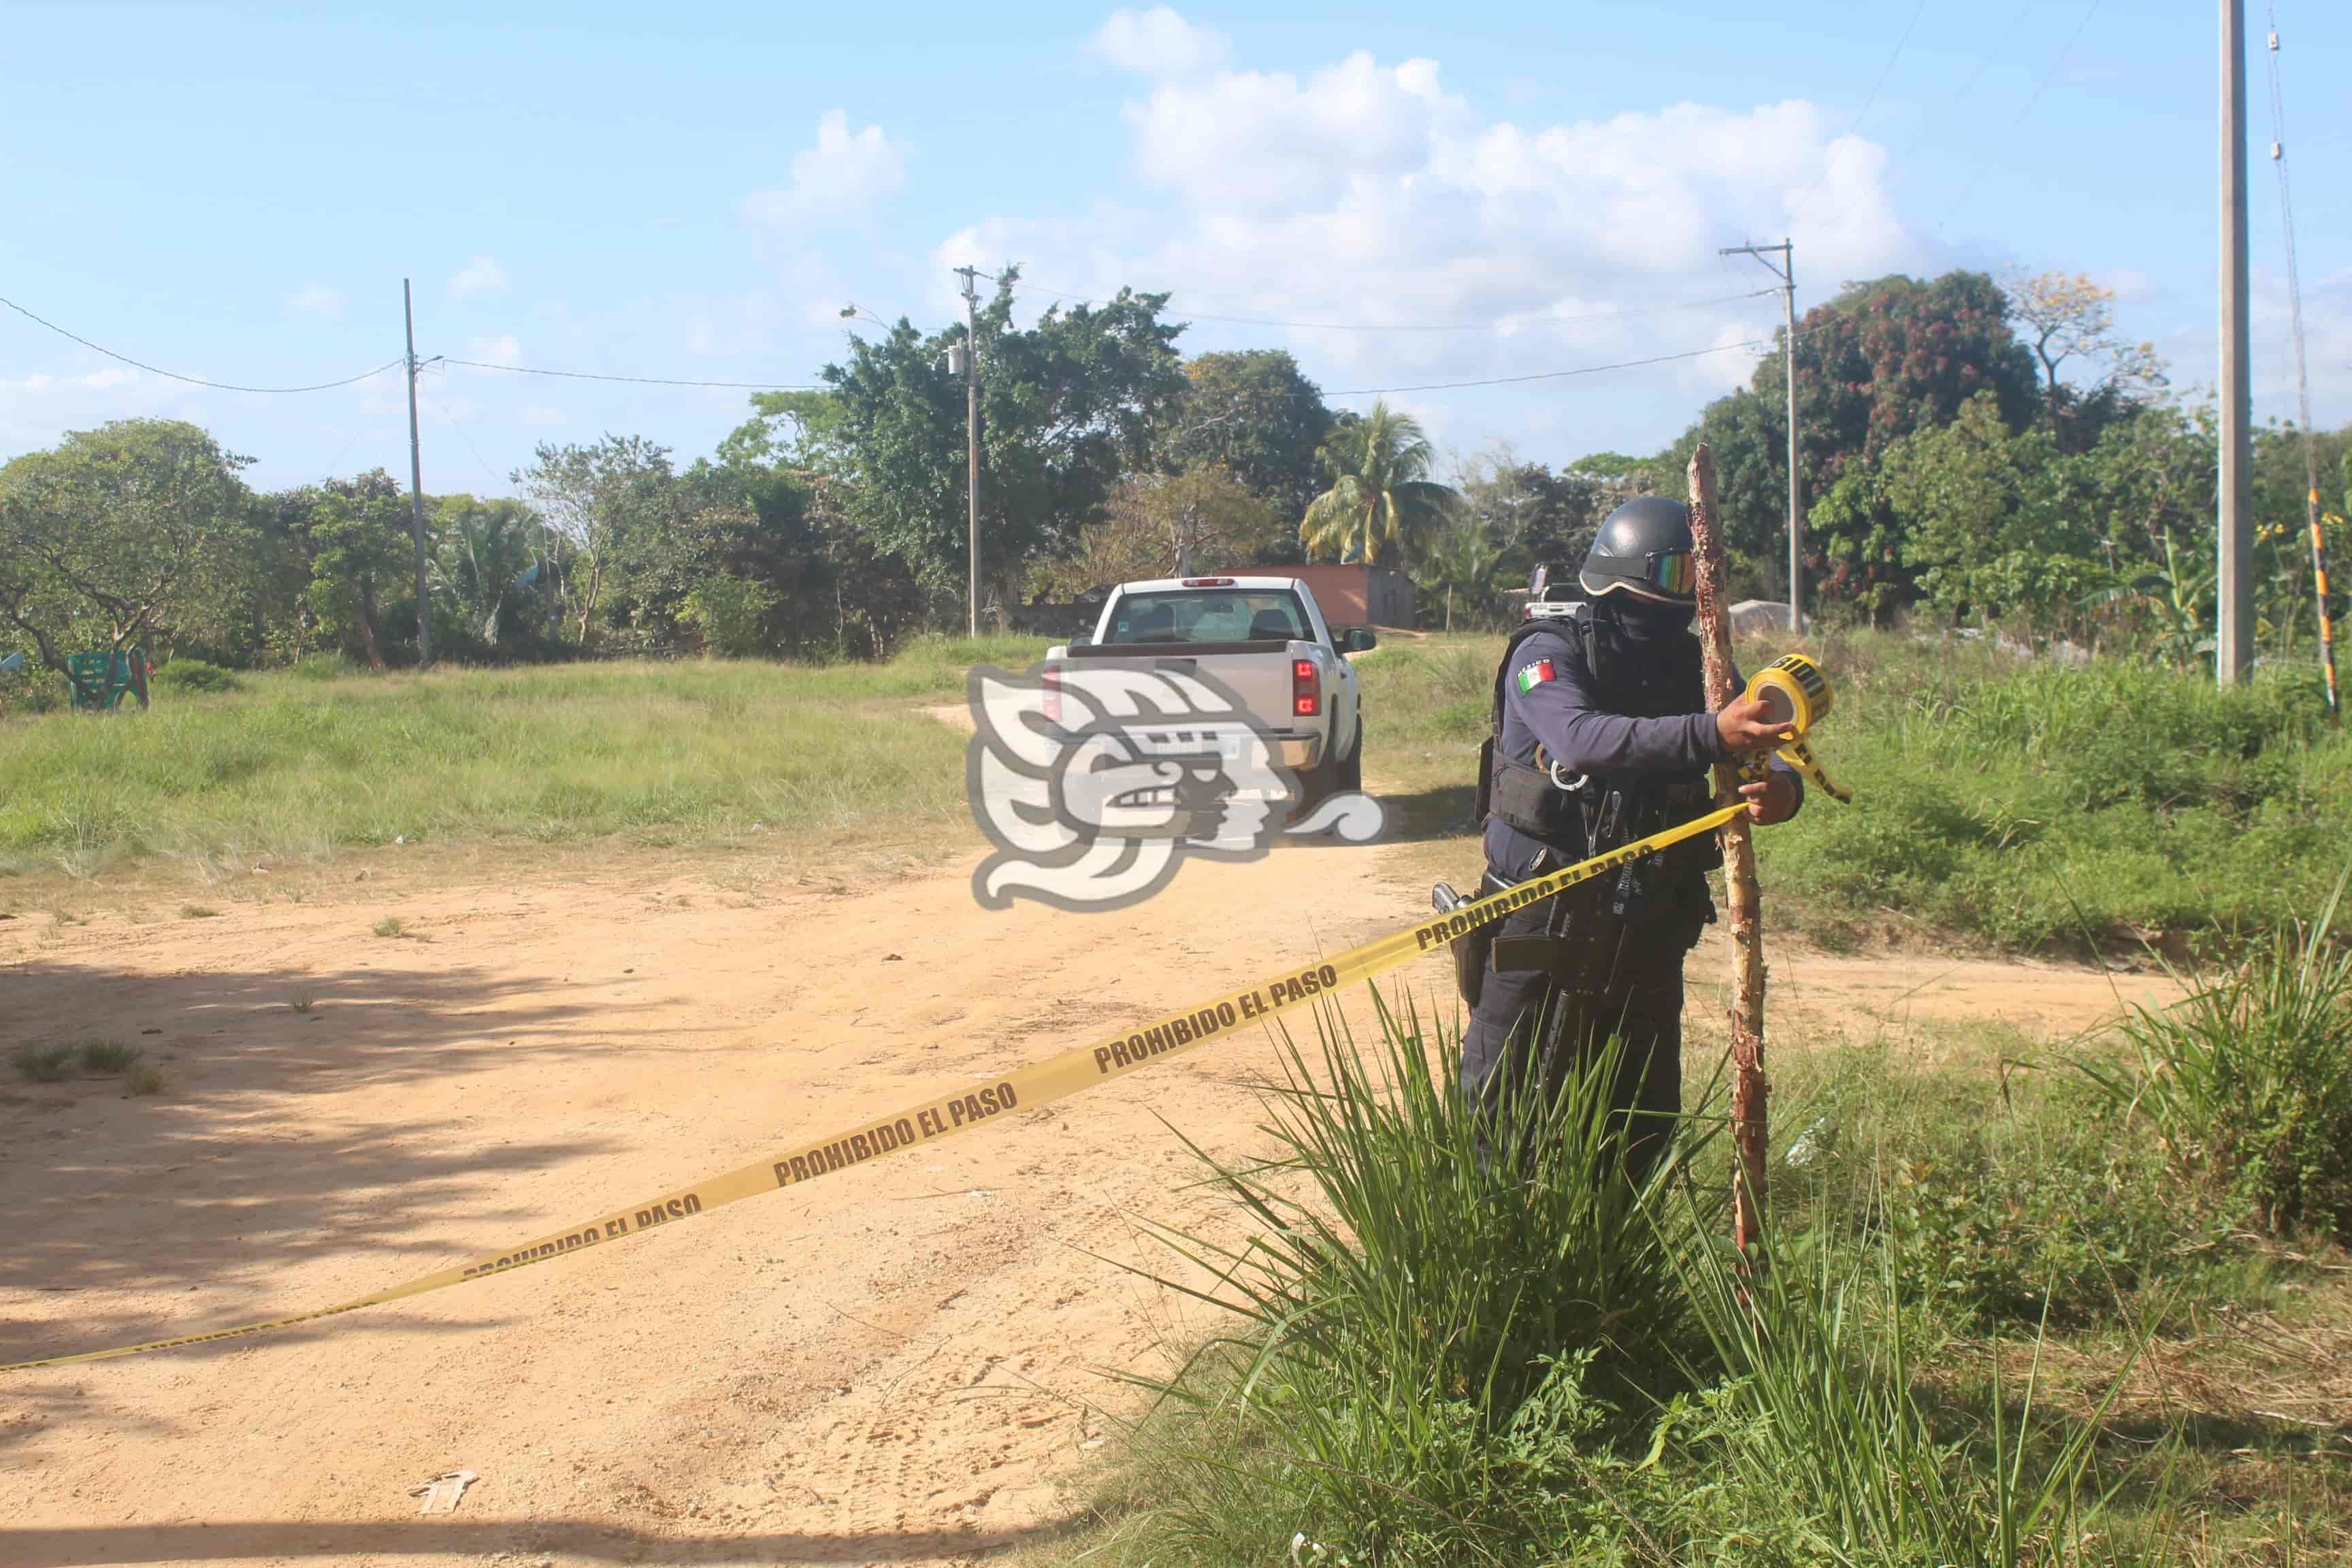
[287,285,344,320]
[466,334,523,367]
[1091,7,1229,78]
[518,404,566,427]
[941,33,1916,455]
[76,366,137,390]
[742,111,907,226]
[448,256,510,300]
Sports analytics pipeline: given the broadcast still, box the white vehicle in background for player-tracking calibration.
[1045,576,1375,810]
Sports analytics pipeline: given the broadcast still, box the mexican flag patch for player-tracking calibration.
[1514,659,1556,694]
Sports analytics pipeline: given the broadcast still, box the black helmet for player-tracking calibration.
[1579,496,1697,604]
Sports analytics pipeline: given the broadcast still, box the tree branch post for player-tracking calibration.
[1686,443,1769,1256]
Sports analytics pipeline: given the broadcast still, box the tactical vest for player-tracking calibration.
[1477,606,1720,874]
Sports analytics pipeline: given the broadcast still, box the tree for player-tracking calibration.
[1034,463,1288,598]
[1457,448,1603,578]
[820,270,1187,608]
[0,419,254,674]
[2004,271,2168,445]
[433,495,551,654]
[517,436,679,647]
[298,470,420,668]
[1655,272,2043,585]
[1882,391,2098,630]
[1419,519,1503,632]
[1298,401,1460,564]
[1159,350,1333,518]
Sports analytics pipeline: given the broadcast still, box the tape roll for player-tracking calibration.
[1736,653,1850,802]
[1744,653,1833,737]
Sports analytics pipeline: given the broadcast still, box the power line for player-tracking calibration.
[1801,0,2035,238]
[1324,338,1770,396]
[1007,278,1778,333]
[1933,0,2103,233]
[418,383,510,495]
[1785,0,1931,225]
[444,358,824,390]
[0,291,404,394]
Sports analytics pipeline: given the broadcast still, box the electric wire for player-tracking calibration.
[0,292,404,394]
[1932,0,2102,233]
[1006,278,1780,333]
[444,359,823,390]
[1784,0,1932,225]
[1800,0,2034,238]
[1324,338,1769,397]
[419,382,510,495]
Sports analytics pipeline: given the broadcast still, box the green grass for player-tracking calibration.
[0,635,1051,876]
[1037,985,2351,1567]
[1356,630,2349,952]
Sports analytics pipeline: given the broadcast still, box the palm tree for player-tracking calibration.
[1298,402,1460,565]
[1420,520,1501,632]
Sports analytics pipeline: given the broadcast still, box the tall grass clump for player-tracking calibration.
[1750,631,2347,949]
[1673,1229,2143,1568]
[2091,868,2352,1241]
[1109,995,1710,1565]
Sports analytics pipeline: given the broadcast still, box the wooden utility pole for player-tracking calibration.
[956,265,982,638]
[402,279,434,668]
[1687,442,1769,1253]
[2218,0,2254,685]
[1720,240,1803,634]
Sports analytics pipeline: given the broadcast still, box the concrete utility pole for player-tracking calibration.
[2218,0,2255,685]
[1721,240,1804,634]
[402,279,434,668]
[956,265,982,638]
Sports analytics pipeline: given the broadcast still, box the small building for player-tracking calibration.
[1288,564,1416,630]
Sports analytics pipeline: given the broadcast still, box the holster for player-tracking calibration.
[1454,923,1494,1009]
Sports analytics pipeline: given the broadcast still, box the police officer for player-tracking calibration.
[1456,497,1800,1177]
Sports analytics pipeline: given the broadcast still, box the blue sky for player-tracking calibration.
[3,1,2345,496]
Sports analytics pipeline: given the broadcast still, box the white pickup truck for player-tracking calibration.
[1046,575,1376,806]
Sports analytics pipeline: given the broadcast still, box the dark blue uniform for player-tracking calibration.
[1463,609,1797,1174]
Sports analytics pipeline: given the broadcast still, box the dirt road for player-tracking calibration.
[1,808,2172,1568]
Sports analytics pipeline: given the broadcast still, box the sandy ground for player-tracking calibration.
[0,795,2180,1568]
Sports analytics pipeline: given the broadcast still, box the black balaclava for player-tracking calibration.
[1605,592,1697,638]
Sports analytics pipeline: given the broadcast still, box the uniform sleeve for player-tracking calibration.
[1506,631,1722,775]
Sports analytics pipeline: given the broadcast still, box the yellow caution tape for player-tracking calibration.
[1,801,1746,1374]
[1742,652,1852,804]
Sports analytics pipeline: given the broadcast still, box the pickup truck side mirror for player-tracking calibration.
[1340,627,1379,653]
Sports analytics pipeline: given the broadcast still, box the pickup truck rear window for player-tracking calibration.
[1104,589,1311,646]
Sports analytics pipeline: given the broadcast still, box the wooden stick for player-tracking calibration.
[1686,443,1769,1255]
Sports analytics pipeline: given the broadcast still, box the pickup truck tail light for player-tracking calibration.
[1043,665,1062,723]
[1181,576,1236,587]
[1292,657,1319,718]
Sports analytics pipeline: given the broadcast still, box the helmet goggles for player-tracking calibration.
[1586,548,1697,600]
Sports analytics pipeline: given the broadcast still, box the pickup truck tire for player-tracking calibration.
[1336,721,1362,794]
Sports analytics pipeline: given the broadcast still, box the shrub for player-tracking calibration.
[2093,869,2352,1240]
[11,1041,76,1081]
[371,915,404,938]
[121,1061,166,1096]
[76,1037,144,1073]
[679,575,779,658]
[153,659,241,695]
[290,652,350,681]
